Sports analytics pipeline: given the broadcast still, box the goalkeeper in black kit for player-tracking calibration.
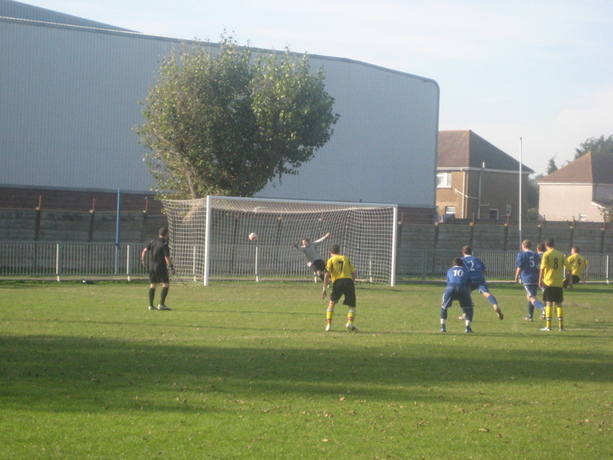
[141,226,175,311]
[292,232,330,281]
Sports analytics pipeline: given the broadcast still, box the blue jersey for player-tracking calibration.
[462,255,486,283]
[446,265,470,287]
[515,250,540,285]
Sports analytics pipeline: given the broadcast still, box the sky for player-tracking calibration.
[23,0,613,175]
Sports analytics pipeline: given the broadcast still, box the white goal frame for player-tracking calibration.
[163,195,398,286]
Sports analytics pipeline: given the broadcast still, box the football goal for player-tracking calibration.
[162,196,398,285]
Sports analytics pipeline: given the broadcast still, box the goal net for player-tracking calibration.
[162,196,398,285]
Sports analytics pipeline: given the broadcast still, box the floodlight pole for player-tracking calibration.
[518,137,523,248]
[203,195,212,286]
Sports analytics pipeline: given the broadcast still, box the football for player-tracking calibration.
[248,232,257,241]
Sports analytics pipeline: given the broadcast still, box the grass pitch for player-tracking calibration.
[0,281,611,459]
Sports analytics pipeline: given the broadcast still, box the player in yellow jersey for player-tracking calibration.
[563,247,588,288]
[322,244,357,332]
[538,238,571,331]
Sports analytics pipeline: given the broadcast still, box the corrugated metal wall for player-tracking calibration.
[0,16,438,206]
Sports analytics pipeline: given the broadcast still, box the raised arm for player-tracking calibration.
[313,232,331,244]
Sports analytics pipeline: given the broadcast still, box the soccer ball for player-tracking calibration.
[248,232,257,241]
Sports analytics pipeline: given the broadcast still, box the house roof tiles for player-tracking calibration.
[438,130,533,172]
[538,152,613,185]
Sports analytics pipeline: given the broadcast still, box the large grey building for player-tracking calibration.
[0,0,439,208]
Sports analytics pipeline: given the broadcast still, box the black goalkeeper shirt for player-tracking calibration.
[146,237,170,270]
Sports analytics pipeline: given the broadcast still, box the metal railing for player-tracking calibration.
[397,249,612,282]
[0,241,147,280]
[0,242,611,283]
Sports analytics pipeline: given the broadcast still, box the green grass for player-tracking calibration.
[0,281,611,459]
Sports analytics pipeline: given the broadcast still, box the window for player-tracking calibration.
[488,208,499,221]
[442,206,456,222]
[436,172,451,188]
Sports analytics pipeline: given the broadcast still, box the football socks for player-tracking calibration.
[544,304,553,330]
[556,306,564,330]
[160,286,169,305]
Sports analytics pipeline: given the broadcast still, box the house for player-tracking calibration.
[436,130,533,222]
[538,152,613,222]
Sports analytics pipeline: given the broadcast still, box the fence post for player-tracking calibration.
[114,189,122,275]
[126,244,131,282]
[432,222,440,276]
[469,221,475,247]
[55,243,60,282]
[193,245,197,282]
[607,254,610,285]
[254,244,259,283]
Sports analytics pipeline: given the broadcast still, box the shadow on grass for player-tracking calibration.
[1,334,611,414]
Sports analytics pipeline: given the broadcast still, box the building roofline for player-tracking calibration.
[437,166,531,175]
[0,15,439,87]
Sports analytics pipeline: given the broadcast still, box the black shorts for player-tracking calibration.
[149,266,169,284]
[543,286,563,303]
[330,278,356,307]
[310,259,326,273]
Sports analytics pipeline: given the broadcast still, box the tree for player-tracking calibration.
[138,36,340,199]
[575,134,613,159]
[546,156,558,175]
[597,203,613,223]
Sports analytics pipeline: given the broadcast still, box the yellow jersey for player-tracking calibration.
[326,254,355,282]
[566,253,587,277]
[540,248,569,288]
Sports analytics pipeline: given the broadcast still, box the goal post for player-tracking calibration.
[162,195,398,286]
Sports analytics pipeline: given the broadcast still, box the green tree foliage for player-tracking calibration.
[546,157,558,175]
[138,37,339,198]
[574,134,613,159]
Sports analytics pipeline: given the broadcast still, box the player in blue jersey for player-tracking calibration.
[514,239,545,321]
[440,258,474,333]
[461,245,504,320]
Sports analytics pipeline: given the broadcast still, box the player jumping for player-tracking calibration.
[293,232,330,281]
[515,239,545,321]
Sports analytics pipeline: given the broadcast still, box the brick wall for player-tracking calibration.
[0,186,163,214]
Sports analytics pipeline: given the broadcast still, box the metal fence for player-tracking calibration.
[0,241,147,280]
[0,241,611,283]
[397,249,612,282]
